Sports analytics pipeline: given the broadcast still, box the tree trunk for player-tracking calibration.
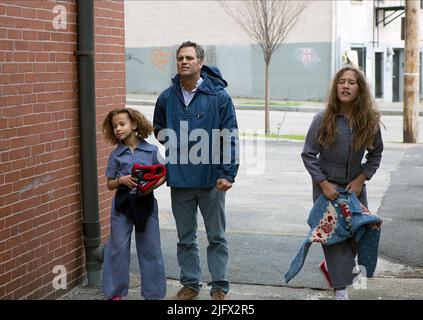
[265,60,270,134]
[403,0,420,143]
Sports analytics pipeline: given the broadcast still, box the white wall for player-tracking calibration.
[124,0,332,48]
[336,0,374,45]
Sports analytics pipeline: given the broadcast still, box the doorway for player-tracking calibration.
[392,49,404,102]
[375,52,383,99]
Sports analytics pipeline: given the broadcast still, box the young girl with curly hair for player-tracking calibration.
[101,108,166,300]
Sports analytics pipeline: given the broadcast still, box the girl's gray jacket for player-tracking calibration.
[301,111,383,187]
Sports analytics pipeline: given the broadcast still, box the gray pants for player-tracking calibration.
[171,187,229,294]
[315,183,367,290]
[322,239,358,289]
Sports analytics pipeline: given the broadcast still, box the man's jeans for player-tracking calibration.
[171,187,229,294]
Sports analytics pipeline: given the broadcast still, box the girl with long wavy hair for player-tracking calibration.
[301,65,384,300]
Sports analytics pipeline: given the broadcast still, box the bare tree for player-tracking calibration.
[219,0,306,134]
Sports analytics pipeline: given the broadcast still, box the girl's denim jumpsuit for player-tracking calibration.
[101,139,166,300]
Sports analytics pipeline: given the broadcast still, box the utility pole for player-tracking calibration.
[403,0,420,143]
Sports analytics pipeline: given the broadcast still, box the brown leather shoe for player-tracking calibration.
[175,287,199,300]
[211,290,225,300]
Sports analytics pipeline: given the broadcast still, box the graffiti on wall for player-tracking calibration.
[295,48,321,67]
[150,48,172,72]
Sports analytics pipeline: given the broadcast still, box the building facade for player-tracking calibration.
[125,0,421,102]
[0,0,125,299]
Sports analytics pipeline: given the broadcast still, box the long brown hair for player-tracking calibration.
[102,108,154,145]
[318,65,382,151]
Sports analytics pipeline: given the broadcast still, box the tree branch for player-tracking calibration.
[218,0,307,63]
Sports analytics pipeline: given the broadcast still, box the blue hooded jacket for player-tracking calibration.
[153,65,239,188]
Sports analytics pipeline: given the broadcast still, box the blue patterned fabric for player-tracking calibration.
[284,190,382,283]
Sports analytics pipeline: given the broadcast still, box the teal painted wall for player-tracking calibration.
[126,43,331,101]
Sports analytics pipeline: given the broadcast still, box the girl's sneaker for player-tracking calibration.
[319,260,335,293]
[110,295,122,300]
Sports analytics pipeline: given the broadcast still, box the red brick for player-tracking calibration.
[6,118,23,128]
[18,217,33,232]
[21,229,39,244]
[18,84,32,94]
[50,32,64,42]
[23,94,37,104]
[5,256,21,272]
[11,265,27,280]
[6,29,22,39]
[11,241,26,258]
[28,19,45,30]
[18,63,33,73]
[25,237,41,252]
[21,270,37,287]
[0,228,10,242]
[2,84,18,95]
[42,42,57,51]
[6,95,24,106]
[31,138,44,151]
[24,73,38,83]
[33,209,50,224]
[26,259,40,274]
[14,18,30,29]
[22,30,38,40]
[21,8,37,19]
[6,6,22,17]
[5,209,33,227]
[18,124,46,137]
[22,114,40,126]
[2,63,18,73]
[3,193,19,207]
[35,52,50,62]
[37,31,50,41]
[40,252,54,266]
[33,83,46,92]
[0,272,12,287]
[0,183,13,197]
[28,41,43,51]
[0,16,14,27]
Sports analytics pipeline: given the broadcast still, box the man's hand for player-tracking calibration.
[319,180,339,201]
[346,174,367,197]
[216,178,232,192]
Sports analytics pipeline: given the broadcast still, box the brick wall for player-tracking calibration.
[0,0,125,299]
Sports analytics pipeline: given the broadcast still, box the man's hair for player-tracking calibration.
[176,41,205,62]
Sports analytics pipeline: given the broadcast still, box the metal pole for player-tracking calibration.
[76,0,104,287]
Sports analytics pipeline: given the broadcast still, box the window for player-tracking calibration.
[351,47,367,74]
[375,52,383,98]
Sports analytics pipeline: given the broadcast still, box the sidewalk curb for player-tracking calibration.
[126,99,422,116]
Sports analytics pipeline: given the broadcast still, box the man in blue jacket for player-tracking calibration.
[153,41,239,300]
